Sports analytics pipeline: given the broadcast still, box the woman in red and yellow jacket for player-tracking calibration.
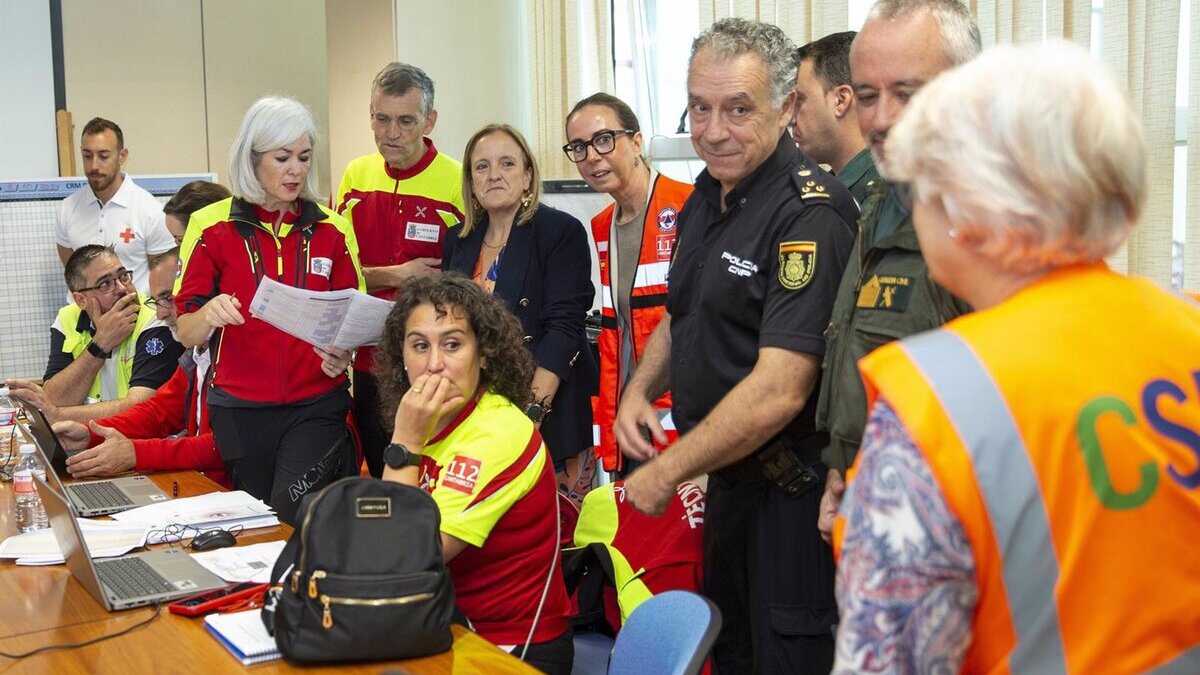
[565,93,693,477]
[175,96,365,525]
[832,44,1200,674]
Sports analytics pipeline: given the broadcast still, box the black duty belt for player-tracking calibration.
[714,433,826,498]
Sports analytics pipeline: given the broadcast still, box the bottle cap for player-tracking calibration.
[18,444,35,455]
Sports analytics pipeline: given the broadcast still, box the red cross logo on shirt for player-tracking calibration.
[118,227,136,244]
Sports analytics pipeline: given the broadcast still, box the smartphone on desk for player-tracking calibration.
[168,581,269,616]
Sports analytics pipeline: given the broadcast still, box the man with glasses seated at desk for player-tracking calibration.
[6,244,181,424]
[48,248,262,488]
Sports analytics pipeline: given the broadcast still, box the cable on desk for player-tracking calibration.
[0,603,163,659]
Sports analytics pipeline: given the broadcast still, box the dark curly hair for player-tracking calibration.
[373,273,534,432]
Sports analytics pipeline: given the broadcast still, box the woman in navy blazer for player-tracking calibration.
[443,123,598,496]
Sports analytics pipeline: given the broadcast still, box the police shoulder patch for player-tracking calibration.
[778,241,817,290]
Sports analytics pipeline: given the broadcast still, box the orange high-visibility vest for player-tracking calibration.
[841,263,1200,674]
[591,173,692,471]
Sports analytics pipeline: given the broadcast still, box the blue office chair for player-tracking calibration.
[607,590,722,675]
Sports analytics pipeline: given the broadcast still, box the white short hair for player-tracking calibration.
[886,41,1146,271]
[228,96,322,205]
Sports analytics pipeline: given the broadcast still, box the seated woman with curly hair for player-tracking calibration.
[376,273,572,675]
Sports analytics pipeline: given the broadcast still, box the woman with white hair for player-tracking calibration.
[174,96,364,525]
[833,42,1200,673]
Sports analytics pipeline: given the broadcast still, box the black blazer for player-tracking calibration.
[443,203,598,463]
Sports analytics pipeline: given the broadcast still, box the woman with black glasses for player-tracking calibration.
[564,93,693,480]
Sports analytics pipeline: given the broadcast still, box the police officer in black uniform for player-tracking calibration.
[614,18,857,675]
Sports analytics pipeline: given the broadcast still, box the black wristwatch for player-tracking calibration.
[86,341,112,360]
[523,401,550,424]
[383,442,422,469]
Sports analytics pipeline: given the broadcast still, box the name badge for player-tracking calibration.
[405,222,441,243]
[310,257,333,279]
[856,274,914,311]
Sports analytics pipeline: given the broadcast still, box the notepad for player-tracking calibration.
[204,609,281,665]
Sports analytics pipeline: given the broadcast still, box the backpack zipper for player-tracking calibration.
[319,592,437,629]
[291,483,335,594]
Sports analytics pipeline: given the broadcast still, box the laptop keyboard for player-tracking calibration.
[95,557,176,600]
[68,482,134,510]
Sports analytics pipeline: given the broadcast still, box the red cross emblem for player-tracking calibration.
[118,227,136,244]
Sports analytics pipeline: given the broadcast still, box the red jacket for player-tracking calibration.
[175,198,364,405]
[90,350,230,488]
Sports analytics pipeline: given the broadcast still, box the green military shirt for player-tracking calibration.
[815,179,972,471]
[833,148,881,208]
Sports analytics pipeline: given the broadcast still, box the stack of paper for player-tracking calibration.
[248,276,394,349]
[0,519,151,565]
[110,491,278,543]
[205,609,281,665]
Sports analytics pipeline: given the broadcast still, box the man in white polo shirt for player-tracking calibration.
[55,117,175,294]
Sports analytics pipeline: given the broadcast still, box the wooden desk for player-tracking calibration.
[0,471,536,674]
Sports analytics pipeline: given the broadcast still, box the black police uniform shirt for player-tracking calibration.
[667,134,857,439]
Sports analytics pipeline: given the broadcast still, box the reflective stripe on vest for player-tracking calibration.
[901,329,1068,673]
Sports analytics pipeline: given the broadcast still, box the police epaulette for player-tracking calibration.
[801,192,831,199]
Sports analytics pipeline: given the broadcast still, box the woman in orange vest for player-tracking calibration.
[833,43,1200,673]
[564,93,693,478]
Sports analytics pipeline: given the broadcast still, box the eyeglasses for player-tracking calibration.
[77,269,133,294]
[144,294,174,310]
[562,129,636,163]
[371,113,422,131]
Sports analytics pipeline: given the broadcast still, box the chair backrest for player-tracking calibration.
[608,590,721,675]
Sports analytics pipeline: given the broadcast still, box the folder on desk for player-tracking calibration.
[205,609,282,665]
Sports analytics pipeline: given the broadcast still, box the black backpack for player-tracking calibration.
[262,477,455,662]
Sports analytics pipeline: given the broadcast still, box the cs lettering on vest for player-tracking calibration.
[1077,373,1200,510]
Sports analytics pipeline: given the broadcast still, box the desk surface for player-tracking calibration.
[0,470,536,674]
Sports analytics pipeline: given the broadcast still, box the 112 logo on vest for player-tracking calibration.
[656,234,673,261]
[1076,375,1200,510]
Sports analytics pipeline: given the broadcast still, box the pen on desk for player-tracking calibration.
[172,481,179,498]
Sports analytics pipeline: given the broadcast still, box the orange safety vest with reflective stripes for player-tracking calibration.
[590,173,693,471]
[839,263,1200,674]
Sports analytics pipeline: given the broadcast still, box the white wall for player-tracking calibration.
[394,0,531,164]
[0,0,57,179]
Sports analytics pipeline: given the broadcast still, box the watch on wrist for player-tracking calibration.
[523,399,552,424]
[383,442,422,470]
[86,341,112,360]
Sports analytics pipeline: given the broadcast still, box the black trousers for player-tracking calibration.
[507,628,574,675]
[704,471,837,675]
[209,391,352,526]
[353,371,389,479]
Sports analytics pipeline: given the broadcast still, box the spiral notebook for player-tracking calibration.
[204,609,281,665]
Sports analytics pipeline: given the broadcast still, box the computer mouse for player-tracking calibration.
[190,529,237,551]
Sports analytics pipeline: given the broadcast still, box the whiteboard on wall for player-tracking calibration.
[0,174,217,380]
[541,180,610,312]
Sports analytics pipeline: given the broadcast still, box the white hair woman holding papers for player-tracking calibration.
[173,96,365,525]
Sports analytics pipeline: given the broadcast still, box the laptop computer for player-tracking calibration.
[12,397,171,516]
[34,475,227,610]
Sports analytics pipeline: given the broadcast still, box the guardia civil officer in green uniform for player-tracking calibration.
[614,18,858,674]
[791,31,881,206]
[814,0,981,541]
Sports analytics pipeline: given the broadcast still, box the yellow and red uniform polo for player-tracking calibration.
[418,390,571,646]
[335,141,464,372]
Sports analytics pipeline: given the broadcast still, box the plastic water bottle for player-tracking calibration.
[0,385,15,428]
[13,443,49,533]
